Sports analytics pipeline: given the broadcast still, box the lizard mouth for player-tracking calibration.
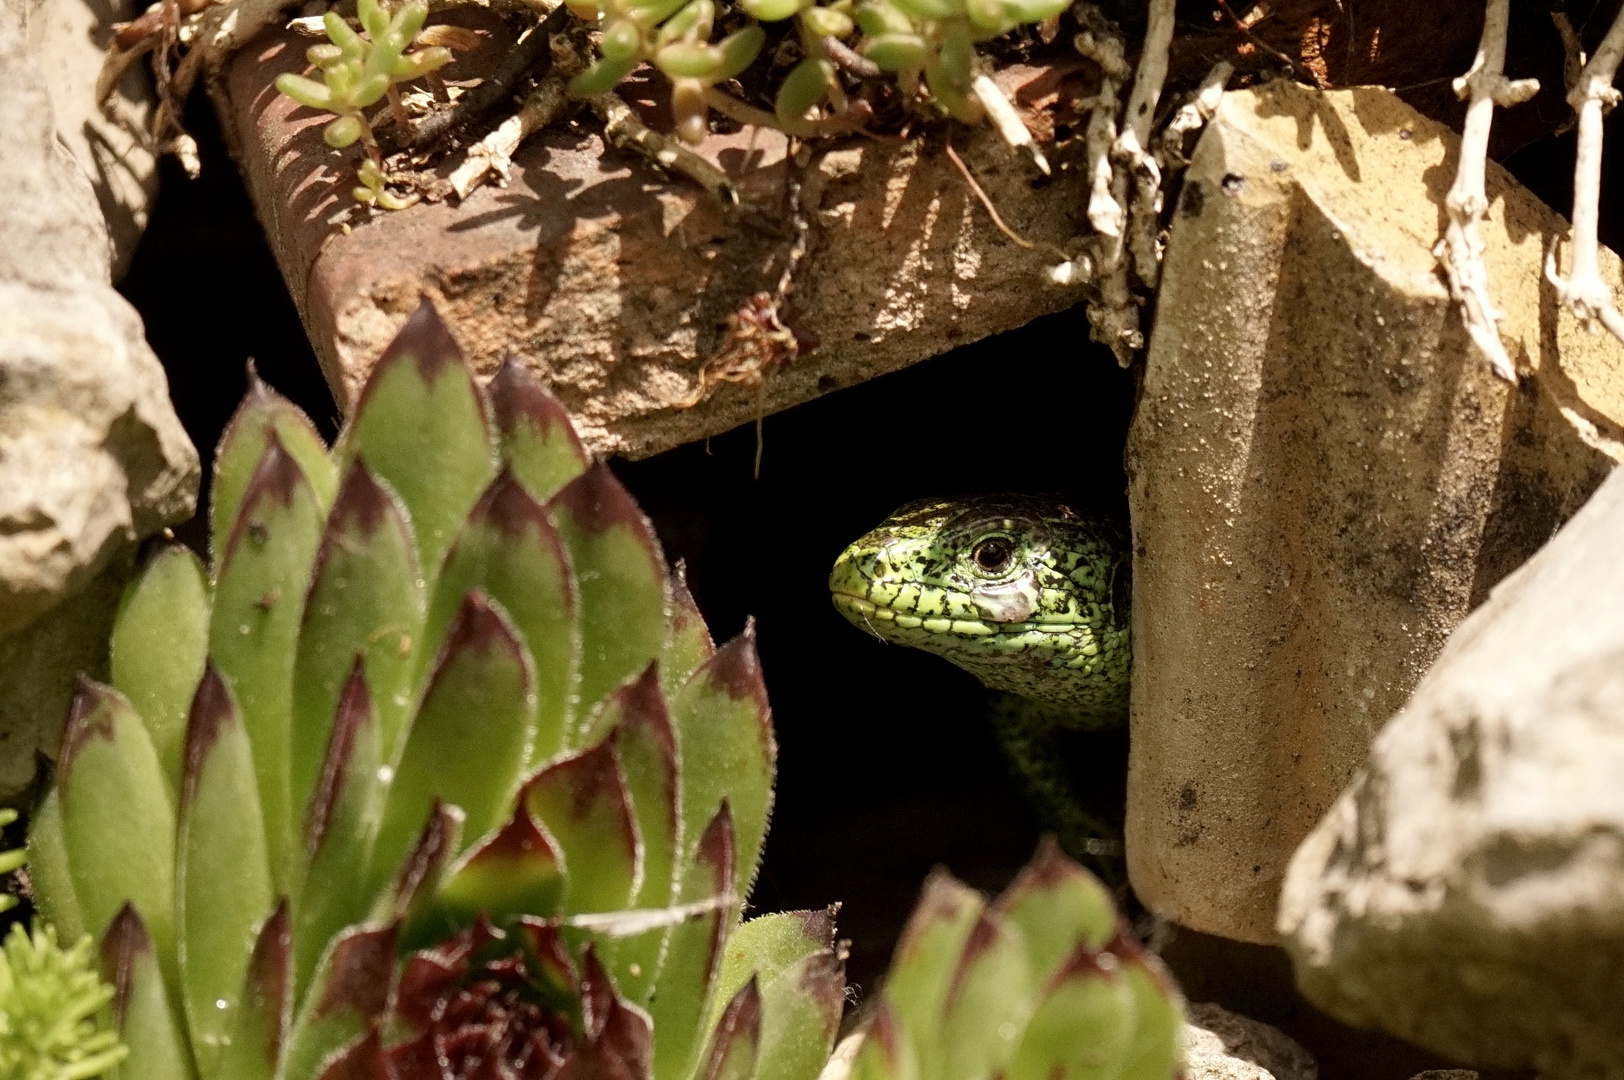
[831,591,1080,636]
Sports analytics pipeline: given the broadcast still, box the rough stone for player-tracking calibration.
[1278,463,1624,1076]
[23,0,160,278]
[215,15,1095,459]
[0,3,199,798]
[1125,80,1624,943]
[1184,1002,1318,1080]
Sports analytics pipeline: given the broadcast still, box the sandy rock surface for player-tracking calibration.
[0,3,197,797]
[1279,463,1624,1076]
[1184,1001,1317,1080]
[1125,80,1623,944]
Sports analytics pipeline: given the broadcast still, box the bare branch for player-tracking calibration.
[970,74,1049,175]
[448,72,571,199]
[1435,0,1538,382]
[592,92,738,204]
[1547,4,1624,346]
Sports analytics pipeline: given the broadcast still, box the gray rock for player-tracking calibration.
[0,3,197,797]
[23,0,160,278]
[1279,464,1624,1075]
[1125,79,1622,945]
[1184,1002,1317,1080]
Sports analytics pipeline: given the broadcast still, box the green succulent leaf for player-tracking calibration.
[851,1007,920,1080]
[662,565,715,694]
[374,591,535,891]
[273,72,335,110]
[293,662,383,998]
[656,41,726,80]
[423,800,566,942]
[670,626,775,901]
[101,905,195,1080]
[281,923,400,1080]
[716,26,767,79]
[425,469,576,766]
[324,114,366,148]
[338,299,496,591]
[700,978,762,1080]
[599,19,646,63]
[549,462,670,732]
[55,679,177,979]
[211,369,336,558]
[209,434,326,894]
[176,665,275,1075]
[290,459,423,821]
[373,801,464,929]
[775,58,834,124]
[710,908,836,1038]
[649,803,736,1080]
[212,901,291,1080]
[570,53,643,96]
[991,837,1117,990]
[592,668,680,1004]
[855,1,915,37]
[110,545,209,800]
[1006,950,1134,1080]
[860,32,928,72]
[738,0,804,21]
[889,0,958,19]
[940,911,1032,1080]
[754,948,845,1080]
[524,742,640,914]
[799,6,853,39]
[1116,947,1184,1080]
[882,871,985,1080]
[25,789,83,945]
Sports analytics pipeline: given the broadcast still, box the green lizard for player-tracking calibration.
[829,495,1132,866]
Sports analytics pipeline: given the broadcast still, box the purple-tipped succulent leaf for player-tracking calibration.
[426,467,577,766]
[341,297,496,589]
[523,741,640,915]
[490,355,590,503]
[549,461,670,726]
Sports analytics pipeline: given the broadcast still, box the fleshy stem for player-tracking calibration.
[1436,0,1538,383]
[1546,3,1624,344]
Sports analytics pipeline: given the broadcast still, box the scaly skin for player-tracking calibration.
[829,495,1132,723]
[829,495,1132,864]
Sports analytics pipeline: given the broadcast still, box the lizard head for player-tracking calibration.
[829,495,1132,719]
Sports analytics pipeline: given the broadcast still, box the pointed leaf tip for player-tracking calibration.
[181,663,237,811]
[57,676,119,783]
[703,622,770,708]
[316,923,401,1021]
[491,356,582,448]
[305,657,373,856]
[440,588,524,660]
[472,466,559,540]
[100,903,152,1022]
[375,296,465,385]
[328,457,407,541]
[552,460,652,537]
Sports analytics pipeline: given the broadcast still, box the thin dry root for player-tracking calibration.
[970,74,1049,175]
[1154,60,1232,171]
[449,73,571,200]
[1436,0,1537,383]
[592,93,738,204]
[1547,4,1624,346]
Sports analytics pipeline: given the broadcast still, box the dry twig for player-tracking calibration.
[970,74,1049,175]
[448,72,572,198]
[1436,0,1538,383]
[592,92,739,203]
[1546,4,1624,344]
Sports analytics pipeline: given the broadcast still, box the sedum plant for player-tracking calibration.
[0,821,127,1080]
[274,0,450,164]
[851,839,1184,1080]
[26,299,846,1080]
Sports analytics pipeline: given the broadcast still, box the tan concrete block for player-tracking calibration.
[1125,80,1624,943]
[215,18,1091,458]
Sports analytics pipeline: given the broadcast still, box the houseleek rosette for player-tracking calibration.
[850,839,1185,1080]
[26,300,846,1080]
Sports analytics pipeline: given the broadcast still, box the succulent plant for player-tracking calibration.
[0,826,126,1080]
[25,300,846,1080]
[275,0,451,204]
[849,839,1184,1080]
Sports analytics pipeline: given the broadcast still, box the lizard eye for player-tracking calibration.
[971,537,1014,574]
